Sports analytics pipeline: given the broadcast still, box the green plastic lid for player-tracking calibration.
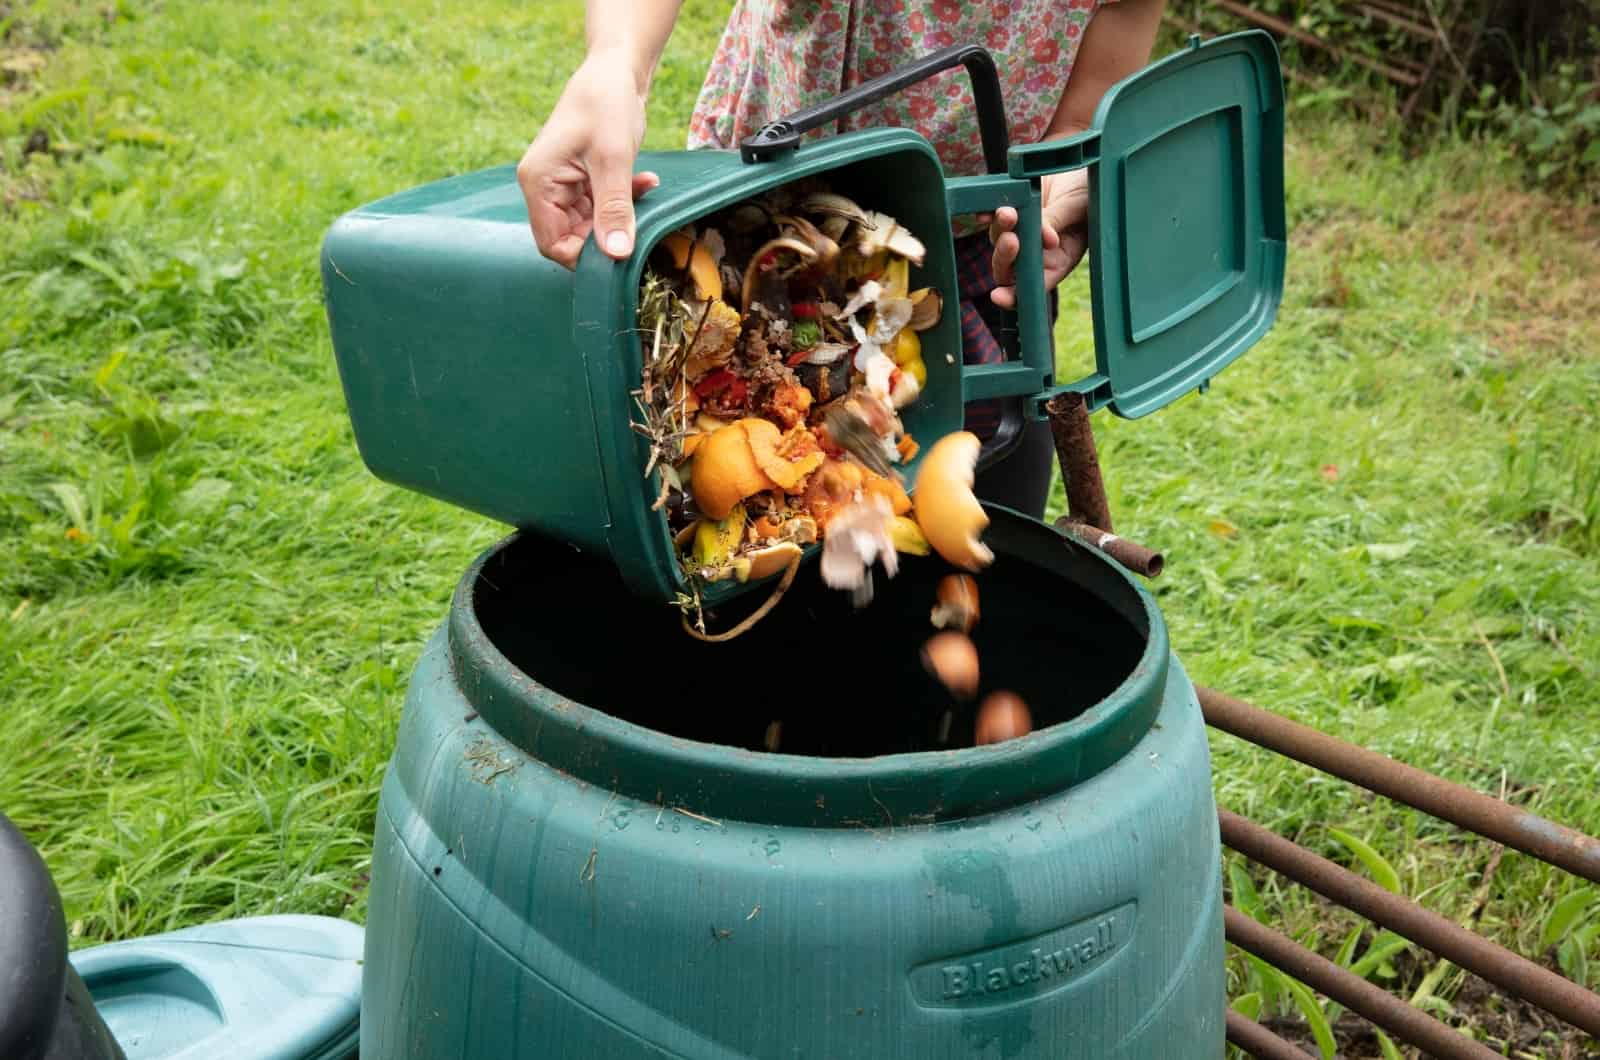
[1010,30,1286,419]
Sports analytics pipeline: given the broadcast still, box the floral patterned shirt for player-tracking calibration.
[687,0,1119,179]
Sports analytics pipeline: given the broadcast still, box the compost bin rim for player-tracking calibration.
[446,507,1170,828]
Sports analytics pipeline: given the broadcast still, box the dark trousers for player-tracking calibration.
[956,233,1057,522]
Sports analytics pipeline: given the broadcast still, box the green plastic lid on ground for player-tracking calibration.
[68,915,362,1060]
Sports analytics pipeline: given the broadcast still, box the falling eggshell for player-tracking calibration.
[921,631,979,700]
[930,573,980,633]
[975,691,1032,746]
[911,432,993,572]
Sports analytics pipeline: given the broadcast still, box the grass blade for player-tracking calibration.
[1349,930,1413,981]
[1281,976,1338,1060]
[1229,860,1267,923]
[1328,828,1402,894]
[1540,887,1596,951]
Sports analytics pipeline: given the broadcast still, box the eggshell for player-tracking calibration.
[975,691,1032,746]
[931,573,980,633]
[921,631,979,700]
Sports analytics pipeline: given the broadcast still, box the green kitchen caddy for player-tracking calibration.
[320,30,1284,612]
[323,29,1287,1060]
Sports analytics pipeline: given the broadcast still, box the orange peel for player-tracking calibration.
[688,238,722,302]
[658,232,693,272]
[862,469,912,517]
[691,422,776,521]
[744,419,824,492]
[911,431,993,571]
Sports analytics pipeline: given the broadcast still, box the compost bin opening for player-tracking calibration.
[470,514,1150,759]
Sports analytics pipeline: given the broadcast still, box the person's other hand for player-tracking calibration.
[517,54,661,269]
[987,168,1090,309]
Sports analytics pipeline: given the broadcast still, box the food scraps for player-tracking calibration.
[921,630,980,700]
[633,180,946,607]
[975,691,1033,745]
[930,573,980,634]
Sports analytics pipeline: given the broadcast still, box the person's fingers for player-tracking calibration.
[987,205,1018,245]
[991,229,1020,286]
[528,196,583,269]
[517,145,588,269]
[632,171,660,199]
[588,141,639,260]
[988,227,1021,311]
[547,232,588,266]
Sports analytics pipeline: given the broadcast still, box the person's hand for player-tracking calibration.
[987,168,1090,309]
[516,53,661,269]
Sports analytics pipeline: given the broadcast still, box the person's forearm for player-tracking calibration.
[586,0,686,93]
[1043,0,1165,140]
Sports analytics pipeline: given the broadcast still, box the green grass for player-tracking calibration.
[2,2,1597,1055]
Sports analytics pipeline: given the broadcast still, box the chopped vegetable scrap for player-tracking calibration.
[633,181,945,604]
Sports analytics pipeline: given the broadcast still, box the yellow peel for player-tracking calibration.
[694,503,747,570]
[889,516,930,556]
[912,432,993,571]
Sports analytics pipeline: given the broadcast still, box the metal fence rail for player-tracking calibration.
[1042,398,1600,1060]
[1200,686,1600,1059]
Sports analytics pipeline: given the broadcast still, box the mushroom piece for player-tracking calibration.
[818,215,851,243]
[908,288,943,331]
[819,494,898,608]
[740,236,819,315]
[773,214,840,270]
[855,211,926,267]
[884,226,927,267]
[800,192,877,230]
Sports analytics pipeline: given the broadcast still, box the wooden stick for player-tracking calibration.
[1209,0,1425,86]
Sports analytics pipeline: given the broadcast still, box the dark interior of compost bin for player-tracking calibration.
[473,525,1150,758]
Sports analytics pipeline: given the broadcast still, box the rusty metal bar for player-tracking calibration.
[1224,1009,1318,1060]
[1045,392,1114,533]
[1054,517,1164,579]
[1224,906,1504,1060]
[1199,686,1600,885]
[1220,810,1600,1037]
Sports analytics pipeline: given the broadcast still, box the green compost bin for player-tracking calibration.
[326,29,1287,1060]
[363,508,1227,1059]
[320,31,1285,613]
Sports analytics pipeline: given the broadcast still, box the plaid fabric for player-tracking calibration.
[954,232,1006,441]
[952,231,1062,443]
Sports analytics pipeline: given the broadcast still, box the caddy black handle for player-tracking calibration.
[739,43,1011,176]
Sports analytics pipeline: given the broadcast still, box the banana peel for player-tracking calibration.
[694,503,747,576]
[890,515,930,556]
